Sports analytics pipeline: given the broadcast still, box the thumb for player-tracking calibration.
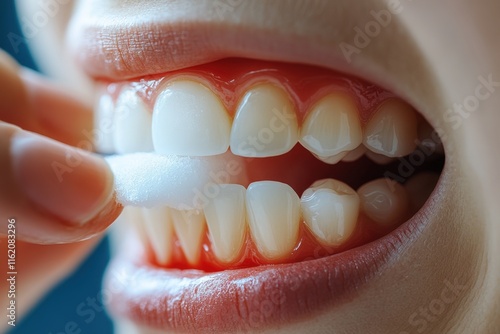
[1,124,122,244]
[0,52,122,244]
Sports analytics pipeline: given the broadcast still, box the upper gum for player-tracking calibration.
[95,60,425,160]
[100,59,397,125]
[95,60,445,271]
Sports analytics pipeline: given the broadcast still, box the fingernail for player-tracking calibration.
[11,131,114,224]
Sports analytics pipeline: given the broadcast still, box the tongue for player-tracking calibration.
[106,152,247,209]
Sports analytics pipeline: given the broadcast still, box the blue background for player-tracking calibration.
[1,1,114,333]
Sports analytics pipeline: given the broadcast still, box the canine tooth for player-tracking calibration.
[300,93,362,161]
[152,80,231,156]
[94,94,115,153]
[142,207,174,265]
[365,150,394,165]
[230,84,298,157]
[113,89,154,154]
[341,144,366,162]
[364,99,418,157]
[357,178,409,228]
[204,185,246,264]
[301,179,359,246]
[171,209,206,265]
[246,181,300,260]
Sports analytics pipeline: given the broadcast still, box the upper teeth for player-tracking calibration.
[152,80,232,156]
[299,93,362,162]
[230,83,299,157]
[114,88,154,154]
[363,99,418,158]
[94,78,419,161]
[99,74,430,267]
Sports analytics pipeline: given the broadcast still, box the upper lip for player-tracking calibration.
[66,0,436,108]
[70,1,449,332]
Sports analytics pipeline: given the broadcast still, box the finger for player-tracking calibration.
[0,50,93,147]
[0,236,100,325]
[0,123,122,244]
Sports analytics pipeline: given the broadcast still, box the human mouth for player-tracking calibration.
[92,58,445,332]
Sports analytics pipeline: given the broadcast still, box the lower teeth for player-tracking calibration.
[111,146,442,270]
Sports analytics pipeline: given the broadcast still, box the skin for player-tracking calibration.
[5,0,500,333]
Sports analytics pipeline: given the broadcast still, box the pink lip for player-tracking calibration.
[67,0,427,100]
[70,17,344,81]
[69,4,445,331]
[104,177,443,333]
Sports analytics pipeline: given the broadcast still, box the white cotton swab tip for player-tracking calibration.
[105,152,247,210]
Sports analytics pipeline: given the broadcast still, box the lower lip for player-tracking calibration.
[104,177,443,333]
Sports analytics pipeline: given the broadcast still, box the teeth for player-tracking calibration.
[142,207,174,265]
[301,179,359,246]
[94,94,115,153]
[365,150,394,165]
[171,209,206,265]
[121,206,148,245]
[341,144,366,162]
[246,181,300,260]
[357,178,409,228]
[113,89,154,153]
[300,93,362,163]
[204,185,247,264]
[230,84,298,157]
[363,99,418,158]
[313,152,349,165]
[152,80,231,156]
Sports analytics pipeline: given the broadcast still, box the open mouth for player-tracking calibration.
[95,58,445,332]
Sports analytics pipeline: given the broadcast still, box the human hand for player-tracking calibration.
[0,50,122,326]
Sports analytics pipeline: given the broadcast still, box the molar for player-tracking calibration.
[152,80,231,156]
[363,99,418,158]
[113,89,154,154]
[246,181,300,260]
[301,179,359,247]
[230,84,299,157]
[300,93,362,164]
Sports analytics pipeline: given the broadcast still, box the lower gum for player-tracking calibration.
[137,214,389,272]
